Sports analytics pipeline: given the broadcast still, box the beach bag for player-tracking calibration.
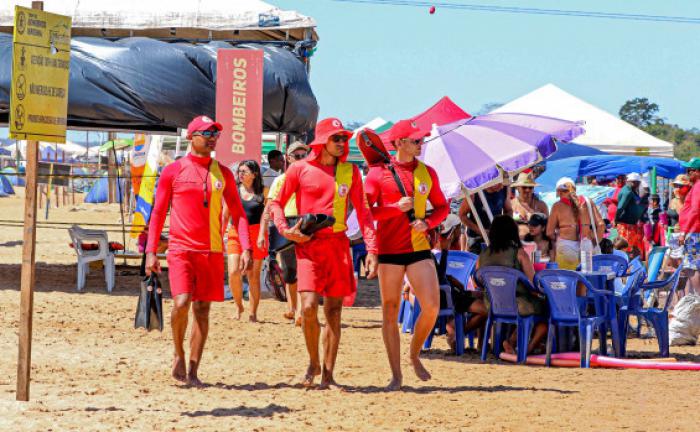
[669,294,700,346]
[134,274,164,332]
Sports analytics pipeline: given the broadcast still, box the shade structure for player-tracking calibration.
[535,155,685,191]
[493,84,674,157]
[421,113,585,198]
[379,96,470,148]
[99,139,135,153]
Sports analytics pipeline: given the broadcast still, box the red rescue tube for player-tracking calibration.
[357,128,391,166]
[594,356,700,371]
[498,352,580,367]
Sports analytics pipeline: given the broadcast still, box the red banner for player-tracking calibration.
[215,50,264,169]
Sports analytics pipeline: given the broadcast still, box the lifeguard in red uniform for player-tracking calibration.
[146,115,252,387]
[364,120,449,390]
[270,118,378,389]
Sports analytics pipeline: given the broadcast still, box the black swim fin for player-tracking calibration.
[135,274,164,332]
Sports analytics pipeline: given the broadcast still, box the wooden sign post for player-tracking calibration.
[11,1,72,401]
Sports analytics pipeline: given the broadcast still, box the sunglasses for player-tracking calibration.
[291,152,307,160]
[195,130,220,138]
[520,186,534,190]
[331,135,349,143]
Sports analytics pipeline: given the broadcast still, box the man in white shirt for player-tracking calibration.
[262,149,285,189]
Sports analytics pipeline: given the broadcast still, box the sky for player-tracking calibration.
[275,0,700,129]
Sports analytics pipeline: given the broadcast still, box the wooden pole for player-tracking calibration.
[17,1,43,402]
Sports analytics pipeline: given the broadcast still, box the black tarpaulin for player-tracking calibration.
[0,34,318,134]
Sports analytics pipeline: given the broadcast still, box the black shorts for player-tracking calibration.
[277,246,297,284]
[378,250,433,266]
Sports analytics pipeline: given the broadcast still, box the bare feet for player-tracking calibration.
[301,364,321,388]
[410,357,432,382]
[319,369,342,391]
[503,340,515,355]
[249,314,258,323]
[186,373,205,388]
[283,311,295,320]
[446,333,456,353]
[295,317,302,327]
[235,303,244,320]
[386,375,403,391]
[171,356,187,383]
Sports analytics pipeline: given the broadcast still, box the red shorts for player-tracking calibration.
[227,224,268,260]
[166,250,225,302]
[296,235,356,298]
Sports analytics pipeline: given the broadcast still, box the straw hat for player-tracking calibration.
[511,172,540,188]
[672,174,690,186]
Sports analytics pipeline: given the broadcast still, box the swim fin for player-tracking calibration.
[135,274,164,332]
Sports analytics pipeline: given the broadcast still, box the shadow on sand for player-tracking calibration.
[182,403,294,418]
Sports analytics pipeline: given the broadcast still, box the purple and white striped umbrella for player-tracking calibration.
[421,112,585,198]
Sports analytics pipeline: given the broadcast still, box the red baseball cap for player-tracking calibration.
[187,115,223,138]
[309,118,353,147]
[385,119,430,142]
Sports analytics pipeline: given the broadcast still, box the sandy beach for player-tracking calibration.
[1,189,699,431]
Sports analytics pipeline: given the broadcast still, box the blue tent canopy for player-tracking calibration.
[85,177,125,204]
[536,155,685,191]
[547,142,608,161]
[0,173,14,195]
[1,167,25,186]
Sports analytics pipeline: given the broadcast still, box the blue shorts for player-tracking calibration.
[683,233,700,270]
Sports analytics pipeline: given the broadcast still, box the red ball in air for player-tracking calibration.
[429,6,436,14]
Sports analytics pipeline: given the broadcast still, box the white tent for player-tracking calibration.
[492,84,674,157]
[0,0,317,42]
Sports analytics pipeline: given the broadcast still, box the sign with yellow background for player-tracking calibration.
[10,6,71,143]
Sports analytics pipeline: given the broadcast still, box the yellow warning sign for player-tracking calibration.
[10,6,71,143]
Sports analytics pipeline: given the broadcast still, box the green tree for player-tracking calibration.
[619,97,663,127]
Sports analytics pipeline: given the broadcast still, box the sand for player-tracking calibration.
[1,189,700,431]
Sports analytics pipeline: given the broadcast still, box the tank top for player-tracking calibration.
[241,193,265,225]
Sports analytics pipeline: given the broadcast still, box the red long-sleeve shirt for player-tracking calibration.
[680,181,700,234]
[147,153,250,253]
[269,159,378,254]
[364,158,449,255]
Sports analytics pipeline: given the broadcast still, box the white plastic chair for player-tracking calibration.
[68,225,115,293]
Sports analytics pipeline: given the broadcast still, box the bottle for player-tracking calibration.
[580,238,594,273]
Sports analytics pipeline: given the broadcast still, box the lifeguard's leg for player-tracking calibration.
[378,263,406,389]
[405,259,440,381]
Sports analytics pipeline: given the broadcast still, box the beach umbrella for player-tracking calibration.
[422,112,585,199]
[99,138,134,153]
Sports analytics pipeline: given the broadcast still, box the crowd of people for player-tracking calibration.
[143,113,700,390]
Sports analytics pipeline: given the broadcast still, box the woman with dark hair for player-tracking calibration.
[226,160,267,322]
[523,213,554,261]
[477,215,547,355]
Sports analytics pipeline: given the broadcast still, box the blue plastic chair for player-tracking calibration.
[476,266,541,364]
[534,270,609,368]
[591,254,628,277]
[619,266,681,357]
[422,251,479,354]
[646,246,669,283]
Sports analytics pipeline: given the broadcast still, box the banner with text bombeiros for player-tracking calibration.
[130,135,162,239]
[215,50,264,169]
[10,6,71,143]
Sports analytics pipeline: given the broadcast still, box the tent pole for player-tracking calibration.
[465,190,490,246]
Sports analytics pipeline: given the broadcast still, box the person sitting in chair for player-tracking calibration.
[477,215,548,355]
